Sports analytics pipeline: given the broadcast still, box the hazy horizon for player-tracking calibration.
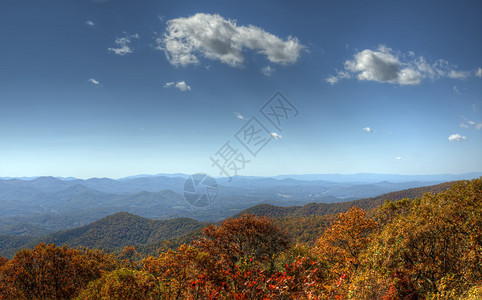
[1,171,481,181]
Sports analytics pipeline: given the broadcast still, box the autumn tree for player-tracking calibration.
[190,214,290,298]
[77,268,160,299]
[195,214,290,274]
[0,243,118,299]
[142,244,202,299]
[0,255,7,267]
[364,178,482,298]
[313,206,379,297]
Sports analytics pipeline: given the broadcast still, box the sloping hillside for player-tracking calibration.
[238,181,457,218]
[0,212,206,257]
[39,212,205,250]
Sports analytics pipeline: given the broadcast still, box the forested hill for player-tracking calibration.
[17,212,205,254]
[237,180,457,218]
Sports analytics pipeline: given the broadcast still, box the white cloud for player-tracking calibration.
[86,20,95,26]
[326,70,350,85]
[327,45,473,85]
[175,81,191,91]
[448,70,470,79]
[270,132,282,140]
[459,123,469,129]
[159,13,304,67]
[164,81,191,91]
[87,78,100,85]
[362,127,374,133]
[341,46,422,85]
[233,112,245,120]
[476,123,482,130]
[448,134,467,142]
[476,68,482,78]
[395,157,402,160]
[108,33,139,56]
[261,65,275,76]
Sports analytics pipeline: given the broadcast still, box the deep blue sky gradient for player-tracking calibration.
[1,0,481,178]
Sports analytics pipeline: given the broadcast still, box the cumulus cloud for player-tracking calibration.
[270,132,282,140]
[87,78,100,85]
[261,65,275,76]
[362,127,374,133]
[164,81,191,91]
[346,46,421,85]
[158,13,304,67]
[233,112,245,120]
[86,20,95,26]
[108,33,139,56]
[448,134,467,142]
[476,68,482,78]
[327,45,473,85]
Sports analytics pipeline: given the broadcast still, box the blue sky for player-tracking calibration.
[0,0,481,179]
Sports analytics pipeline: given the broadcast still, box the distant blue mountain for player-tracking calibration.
[271,172,482,183]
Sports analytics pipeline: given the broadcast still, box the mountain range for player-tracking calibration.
[0,180,460,258]
[1,173,480,237]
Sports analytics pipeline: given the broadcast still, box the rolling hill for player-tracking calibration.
[0,212,205,258]
[237,180,457,218]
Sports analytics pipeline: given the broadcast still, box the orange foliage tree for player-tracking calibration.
[313,206,379,297]
[0,243,118,299]
[77,268,160,299]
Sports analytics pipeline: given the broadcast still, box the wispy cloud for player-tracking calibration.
[460,117,482,130]
[448,134,467,142]
[261,65,275,76]
[395,157,402,160]
[158,13,305,67]
[233,112,245,120]
[453,86,461,95]
[362,127,374,133]
[87,78,100,85]
[108,33,140,56]
[448,70,470,79]
[164,81,191,91]
[476,68,482,78]
[86,20,95,26]
[270,132,282,140]
[327,45,473,85]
